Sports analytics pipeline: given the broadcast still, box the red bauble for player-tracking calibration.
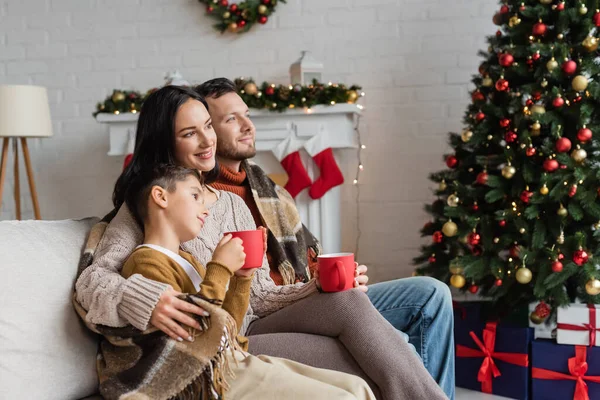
[526,99,534,107]
[500,5,509,14]
[495,279,503,286]
[229,4,238,12]
[553,96,565,108]
[560,164,567,169]
[433,231,443,243]
[533,22,547,36]
[520,190,533,203]
[526,146,536,157]
[262,0,271,3]
[499,220,506,227]
[258,15,268,24]
[472,246,483,256]
[446,155,458,168]
[499,118,511,128]
[594,11,600,27]
[469,285,479,294]
[207,5,214,12]
[510,245,521,258]
[495,78,509,91]
[476,171,488,185]
[472,91,485,102]
[496,30,502,38]
[557,2,565,11]
[428,255,436,263]
[532,52,541,61]
[569,184,578,197]
[238,20,247,27]
[499,53,514,67]
[535,302,551,318]
[479,63,487,75]
[558,253,565,260]
[472,203,479,211]
[577,127,593,143]
[543,159,559,172]
[468,232,481,246]
[551,261,564,272]
[265,86,275,95]
[527,59,534,67]
[475,112,486,121]
[555,137,571,153]
[505,131,518,143]
[573,249,589,266]
[219,0,228,6]
[562,60,577,75]
[532,91,542,101]
[573,96,583,103]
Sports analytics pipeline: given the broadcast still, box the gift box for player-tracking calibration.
[532,340,600,400]
[529,302,557,339]
[455,320,532,399]
[557,304,600,346]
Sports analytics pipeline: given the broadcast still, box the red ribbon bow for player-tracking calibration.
[557,305,600,347]
[532,346,600,400]
[456,322,529,393]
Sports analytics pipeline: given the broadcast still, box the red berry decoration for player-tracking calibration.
[594,11,600,27]
[499,118,511,128]
[472,91,485,102]
[468,232,481,246]
[535,302,551,318]
[510,245,521,258]
[428,255,436,263]
[520,190,533,203]
[476,171,488,185]
[573,248,589,266]
[495,279,503,286]
[499,220,506,227]
[499,53,514,67]
[265,86,275,96]
[446,155,458,168]
[533,22,547,36]
[505,131,518,143]
[207,5,214,12]
[495,78,509,91]
[500,5,509,14]
[433,231,443,243]
[526,146,536,157]
[562,60,577,75]
[258,15,268,24]
[553,96,565,108]
[544,159,559,172]
[552,260,564,272]
[475,112,486,122]
[238,20,246,27]
[469,285,479,294]
[555,137,571,153]
[577,127,592,143]
[220,0,228,6]
[569,184,578,197]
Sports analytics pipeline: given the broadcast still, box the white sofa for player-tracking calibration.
[0,218,102,400]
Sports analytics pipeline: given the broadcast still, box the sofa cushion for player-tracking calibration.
[0,218,100,400]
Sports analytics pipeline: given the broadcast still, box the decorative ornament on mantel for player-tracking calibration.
[198,0,286,34]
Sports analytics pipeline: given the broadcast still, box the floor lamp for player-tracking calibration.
[0,85,53,220]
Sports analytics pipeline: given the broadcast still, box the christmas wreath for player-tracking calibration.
[198,0,286,34]
[93,78,363,116]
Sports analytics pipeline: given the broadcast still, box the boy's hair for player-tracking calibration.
[125,164,203,226]
[194,77,237,99]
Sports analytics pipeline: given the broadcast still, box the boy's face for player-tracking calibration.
[164,175,209,242]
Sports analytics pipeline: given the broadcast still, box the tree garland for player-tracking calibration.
[93,78,364,117]
[198,0,286,34]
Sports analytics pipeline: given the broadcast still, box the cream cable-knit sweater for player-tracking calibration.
[75,190,318,334]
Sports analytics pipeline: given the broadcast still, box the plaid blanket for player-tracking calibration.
[73,214,242,400]
[243,160,322,284]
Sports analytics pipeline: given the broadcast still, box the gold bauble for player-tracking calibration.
[532,121,541,131]
[580,5,588,15]
[258,4,268,14]
[228,22,238,32]
[111,91,125,103]
[241,9,250,19]
[531,105,546,115]
[540,184,549,195]
[461,130,473,142]
[222,11,231,19]
[572,75,589,92]
[572,147,587,163]
[519,227,526,234]
[557,231,565,244]
[557,33,564,40]
[530,311,546,325]
[450,274,466,289]
[502,165,516,179]
[442,220,458,237]
[541,79,548,88]
[438,180,447,191]
[493,237,500,244]
[447,194,460,207]
[557,204,568,217]
[244,82,258,95]
[347,90,359,103]
[509,15,521,27]
[583,36,599,52]
[546,58,559,72]
[516,267,533,284]
[482,77,493,87]
[586,279,600,295]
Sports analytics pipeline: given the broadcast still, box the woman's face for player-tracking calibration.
[173,99,217,172]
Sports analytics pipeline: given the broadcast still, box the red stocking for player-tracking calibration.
[308,148,344,199]
[123,153,133,170]
[273,136,312,198]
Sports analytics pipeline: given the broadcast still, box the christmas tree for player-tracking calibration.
[414,0,600,320]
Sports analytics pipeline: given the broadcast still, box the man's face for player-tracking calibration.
[206,92,256,161]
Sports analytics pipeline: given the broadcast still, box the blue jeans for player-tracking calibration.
[367,276,455,400]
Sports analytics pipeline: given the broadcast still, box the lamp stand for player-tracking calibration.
[0,138,41,220]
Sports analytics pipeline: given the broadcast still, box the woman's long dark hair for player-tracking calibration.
[112,85,219,209]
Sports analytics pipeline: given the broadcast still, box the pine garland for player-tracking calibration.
[198,0,286,34]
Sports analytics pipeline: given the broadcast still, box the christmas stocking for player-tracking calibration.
[304,134,344,200]
[123,153,133,170]
[272,136,312,198]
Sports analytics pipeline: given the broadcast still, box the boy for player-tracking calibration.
[121,164,374,400]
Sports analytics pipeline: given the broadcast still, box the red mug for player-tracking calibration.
[317,252,355,292]
[225,230,264,269]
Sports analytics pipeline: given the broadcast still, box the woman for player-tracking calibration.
[75,85,447,400]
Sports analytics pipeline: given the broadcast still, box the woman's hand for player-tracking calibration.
[150,287,210,342]
[258,226,268,254]
[354,263,369,292]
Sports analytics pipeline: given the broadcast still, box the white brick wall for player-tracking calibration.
[0,0,498,283]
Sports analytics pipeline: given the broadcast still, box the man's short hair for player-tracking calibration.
[125,164,202,226]
[195,78,237,99]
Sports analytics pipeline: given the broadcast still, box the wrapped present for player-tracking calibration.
[529,301,557,339]
[532,340,600,400]
[455,321,531,399]
[557,304,600,346]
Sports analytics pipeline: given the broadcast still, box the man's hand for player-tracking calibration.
[354,263,369,292]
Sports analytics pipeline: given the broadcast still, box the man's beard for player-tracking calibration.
[216,140,257,161]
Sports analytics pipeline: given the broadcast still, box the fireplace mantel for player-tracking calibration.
[96,104,362,253]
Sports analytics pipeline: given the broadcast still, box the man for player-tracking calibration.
[196,78,455,399]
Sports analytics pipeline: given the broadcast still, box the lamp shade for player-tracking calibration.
[0,85,53,138]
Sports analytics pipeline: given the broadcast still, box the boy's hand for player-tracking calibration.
[212,234,246,273]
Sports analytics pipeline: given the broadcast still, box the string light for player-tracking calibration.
[353,108,365,257]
